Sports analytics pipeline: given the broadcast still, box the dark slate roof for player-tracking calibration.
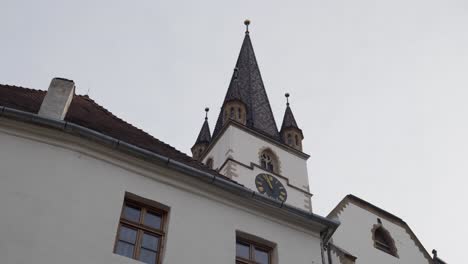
[212,33,280,141]
[280,104,302,136]
[193,118,211,146]
[0,84,227,179]
[225,70,243,102]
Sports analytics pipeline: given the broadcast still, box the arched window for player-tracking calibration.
[259,149,278,173]
[198,148,203,157]
[287,133,293,145]
[206,158,214,169]
[372,222,398,257]
[237,107,242,119]
[230,107,235,119]
[295,134,299,146]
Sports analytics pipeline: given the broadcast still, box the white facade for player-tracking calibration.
[0,119,326,264]
[329,198,432,264]
[202,123,312,211]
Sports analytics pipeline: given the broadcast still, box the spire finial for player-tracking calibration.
[432,249,438,259]
[285,93,290,106]
[205,107,209,121]
[244,19,251,34]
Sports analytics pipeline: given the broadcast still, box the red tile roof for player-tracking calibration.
[0,84,226,179]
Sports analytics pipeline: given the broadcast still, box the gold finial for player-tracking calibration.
[244,19,251,33]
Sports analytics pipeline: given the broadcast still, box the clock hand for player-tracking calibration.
[265,177,273,189]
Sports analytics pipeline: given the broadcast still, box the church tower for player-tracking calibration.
[192,20,312,212]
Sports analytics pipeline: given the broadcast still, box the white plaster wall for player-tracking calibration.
[331,202,430,264]
[0,125,323,264]
[204,125,311,210]
[221,160,312,211]
[205,126,309,189]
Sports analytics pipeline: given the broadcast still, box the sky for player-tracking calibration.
[1,0,466,262]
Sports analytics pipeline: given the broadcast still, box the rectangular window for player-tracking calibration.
[114,198,167,264]
[236,238,272,264]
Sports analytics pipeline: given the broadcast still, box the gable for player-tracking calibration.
[329,195,432,263]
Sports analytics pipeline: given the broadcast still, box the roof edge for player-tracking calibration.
[204,120,310,161]
[0,105,337,232]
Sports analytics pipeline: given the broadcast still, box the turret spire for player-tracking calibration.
[280,93,304,151]
[191,108,212,160]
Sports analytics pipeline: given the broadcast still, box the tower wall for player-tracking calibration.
[203,124,312,211]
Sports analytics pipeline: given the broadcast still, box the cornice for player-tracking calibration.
[0,106,338,236]
[202,120,310,161]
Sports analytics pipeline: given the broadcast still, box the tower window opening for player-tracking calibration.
[295,134,299,146]
[260,152,275,173]
[230,107,235,119]
[206,158,214,169]
[287,134,293,145]
[238,108,242,119]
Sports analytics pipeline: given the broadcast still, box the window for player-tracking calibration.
[238,107,242,119]
[260,150,278,173]
[286,133,293,145]
[295,134,299,146]
[114,198,167,264]
[206,158,214,169]
[372,220,398,258]
[236,238,271,264]
[230,107,235,119]
[375,228,392,252]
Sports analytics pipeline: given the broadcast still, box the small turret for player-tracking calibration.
[223,68,247,125]
[280,93,303,151]
[191,107,212,160]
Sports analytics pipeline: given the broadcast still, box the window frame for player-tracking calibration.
[114,198,168,264]
[259,149,279,174]
[371,222,399,258]
[236,237,272,264]
[206,157,214,169]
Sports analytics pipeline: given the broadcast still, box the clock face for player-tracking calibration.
[255,173,287,202]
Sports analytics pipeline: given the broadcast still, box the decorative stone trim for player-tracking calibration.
[222,158,238,179]
[329,243,357,264]
[217,158,312,195]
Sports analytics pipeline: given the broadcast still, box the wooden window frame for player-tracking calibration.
[236,237,272,264]
[114,198,168,264]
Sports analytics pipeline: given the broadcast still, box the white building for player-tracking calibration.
[0,21,446,264]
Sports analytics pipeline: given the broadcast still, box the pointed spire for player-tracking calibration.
[194,107,212,145]
[280,93,301,133]
[212,20,280,141]
[280,93,304,151]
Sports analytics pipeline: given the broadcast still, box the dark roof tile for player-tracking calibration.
[212,33,280,141]
[0,84,231,181]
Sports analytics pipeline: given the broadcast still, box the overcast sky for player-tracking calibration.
[1,0,466,262]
